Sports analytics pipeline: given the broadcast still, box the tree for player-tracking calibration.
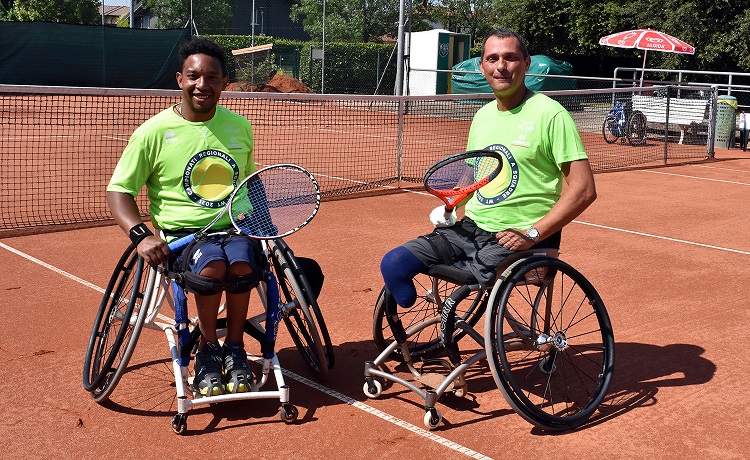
[413,0,496,43]
[488,0,750,74]
[290,0,399,42]
[7,0,99,24]
[142,0,232,34]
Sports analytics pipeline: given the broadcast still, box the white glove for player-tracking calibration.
[430,205,457,228]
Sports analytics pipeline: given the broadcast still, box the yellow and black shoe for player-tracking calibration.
[192,342,225,396]
[223,342,252,393]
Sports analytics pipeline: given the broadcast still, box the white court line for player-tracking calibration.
[641,169,750,186]
[691,164,750,173]
[0,240,492,460]
[282,369,492,460]
[571,222,750,255]
[0,241,105,293]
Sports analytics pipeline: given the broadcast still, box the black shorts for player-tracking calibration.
[403,218,561,286]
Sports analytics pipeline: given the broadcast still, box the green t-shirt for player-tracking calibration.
[108,105,255,231]
[464,92,587,232]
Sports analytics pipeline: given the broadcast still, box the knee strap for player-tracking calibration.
[167,232,267,296]
[420,231,455,265]
[171,270,263,296]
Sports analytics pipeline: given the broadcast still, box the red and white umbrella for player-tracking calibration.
[599,28,695,86]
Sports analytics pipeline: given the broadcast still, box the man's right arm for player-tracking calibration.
[107,191,170,266]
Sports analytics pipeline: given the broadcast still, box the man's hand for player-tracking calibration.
[137,236,170,266]
[430,205,457,228]
[495,228,535,251]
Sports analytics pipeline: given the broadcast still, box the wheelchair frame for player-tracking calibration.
[364,250,615,431]
[82,237,333,434]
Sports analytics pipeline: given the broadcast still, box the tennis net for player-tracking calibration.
[0,84,715,236]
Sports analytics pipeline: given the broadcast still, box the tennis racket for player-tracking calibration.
[168,164,320,252]
[423,149,503,216]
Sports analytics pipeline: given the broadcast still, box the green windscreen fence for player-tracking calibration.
[0,22,190,89]
[451,55,577,94]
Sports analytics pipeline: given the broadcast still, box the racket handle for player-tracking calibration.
[168,234,195,252]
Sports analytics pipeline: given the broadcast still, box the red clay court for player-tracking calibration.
[1,149,749,459]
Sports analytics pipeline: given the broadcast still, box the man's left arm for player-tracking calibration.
[496,159,596,250]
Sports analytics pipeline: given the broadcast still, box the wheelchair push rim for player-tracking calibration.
[485,256,615,431]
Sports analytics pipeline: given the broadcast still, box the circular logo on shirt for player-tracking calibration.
[183,149,240,208]
[475,144,519,205]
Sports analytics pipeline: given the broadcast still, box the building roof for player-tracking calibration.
[99,6,130,17]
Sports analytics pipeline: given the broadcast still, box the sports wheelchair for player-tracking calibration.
[82,236,334,434]
[364,247,614,431]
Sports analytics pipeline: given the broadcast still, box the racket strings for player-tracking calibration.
[231,168,319,237]
[473,156,501,183]
[427,161,475,192]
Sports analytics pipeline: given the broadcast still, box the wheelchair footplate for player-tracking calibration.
[414,358,465,392]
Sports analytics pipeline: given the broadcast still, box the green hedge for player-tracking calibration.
[208,35,397,95]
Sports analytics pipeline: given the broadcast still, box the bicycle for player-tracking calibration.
[602,99,647,146]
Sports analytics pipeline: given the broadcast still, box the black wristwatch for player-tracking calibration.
[525,227,540,242]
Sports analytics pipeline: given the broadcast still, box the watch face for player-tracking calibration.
[527,228,539,240]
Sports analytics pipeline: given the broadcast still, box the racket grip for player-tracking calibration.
[168,234,195,252]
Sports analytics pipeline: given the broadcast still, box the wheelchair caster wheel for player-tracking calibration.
[423,409,442,430]
[171,414,187,435]
[363,380,382,398]
[453,385,467,398]
[280,405,299,424]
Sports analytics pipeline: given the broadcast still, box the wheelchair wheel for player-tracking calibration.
[602,115,620,144]
[626,110,648,146]
[485,257,614,431]
[82,244,152,402]
[269,239,333,380]
[372,273,487,362]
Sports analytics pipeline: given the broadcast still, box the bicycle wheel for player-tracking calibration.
[485,257,614,431]
[626,110,648,146]
[372,273,487,362]
[602,115,620,144]
[82,245,152,402]
[268,239,331,380]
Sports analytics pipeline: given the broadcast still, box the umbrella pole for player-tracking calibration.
[640,49,648,87]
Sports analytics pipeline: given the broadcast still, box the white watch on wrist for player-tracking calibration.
[525,227,540,242]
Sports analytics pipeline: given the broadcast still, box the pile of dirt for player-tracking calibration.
[225,74,314,93]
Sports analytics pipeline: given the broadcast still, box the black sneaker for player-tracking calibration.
[223,342,252,393]
[192,342,224,396]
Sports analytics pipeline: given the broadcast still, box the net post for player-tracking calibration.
[397,97,405,186]
[707,86,718,159]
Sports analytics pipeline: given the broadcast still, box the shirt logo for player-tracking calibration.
[165,130,178,144]
[512,121,533,147]
[475,144,519,205]
[228,137,243,149]
[183,149,240,208]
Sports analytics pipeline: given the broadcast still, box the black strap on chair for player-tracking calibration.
[420,231,455,265]
[164,230,267,296]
